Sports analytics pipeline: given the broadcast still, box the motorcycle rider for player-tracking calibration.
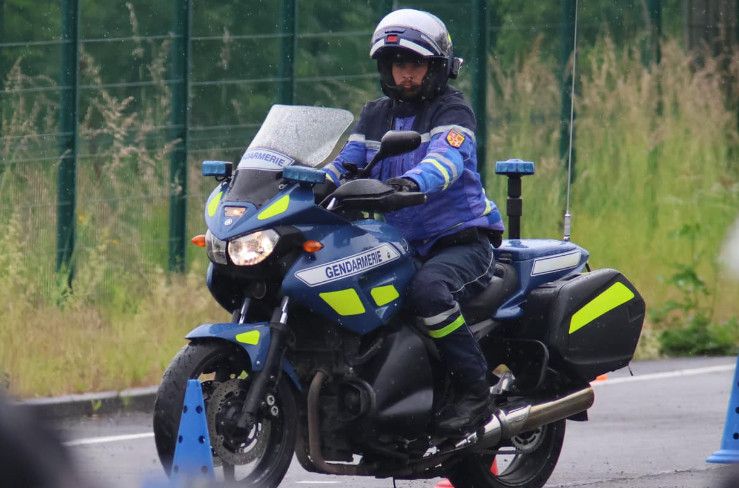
[323,9,505,437]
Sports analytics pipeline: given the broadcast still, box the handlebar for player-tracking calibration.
[320,178,427,212]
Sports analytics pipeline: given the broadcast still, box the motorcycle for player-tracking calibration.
[153,105,645,488]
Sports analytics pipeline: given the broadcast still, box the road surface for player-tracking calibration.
[56,356,739,487]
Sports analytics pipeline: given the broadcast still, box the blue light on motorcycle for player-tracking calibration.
[495,159,536,176]
[283,166,326,185]
[202,160,233,178]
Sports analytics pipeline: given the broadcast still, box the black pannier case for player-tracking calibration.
[515,269,645,381]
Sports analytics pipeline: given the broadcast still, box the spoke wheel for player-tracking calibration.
[448,420,566,488]
[153,341,296,488]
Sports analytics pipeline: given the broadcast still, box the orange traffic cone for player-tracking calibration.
[435,459,498,487]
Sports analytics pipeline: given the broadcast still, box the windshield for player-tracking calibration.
[237,105,353,170]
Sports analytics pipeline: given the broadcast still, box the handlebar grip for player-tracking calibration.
[400,191,427,206]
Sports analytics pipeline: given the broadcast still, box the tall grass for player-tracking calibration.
[487,38,738,342]
[0,35,737,397]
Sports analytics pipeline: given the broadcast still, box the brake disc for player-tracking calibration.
[510,426,544,454]
[206,378,271,466]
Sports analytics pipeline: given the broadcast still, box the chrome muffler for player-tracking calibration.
[456,387,594,450]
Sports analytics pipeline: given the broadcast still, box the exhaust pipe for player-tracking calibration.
[309,369,593,471]
[457,387,594,450]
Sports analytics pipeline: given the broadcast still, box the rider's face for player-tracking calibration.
[391,57,429,96]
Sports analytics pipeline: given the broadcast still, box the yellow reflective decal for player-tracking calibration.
[569,282,635,334]
[258,194,290,220]
[370,285,399,307]
[235,330,260,345]
[319,289,366,316]
[207,191,223,217]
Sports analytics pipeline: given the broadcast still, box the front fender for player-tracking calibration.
[186,322,302,391]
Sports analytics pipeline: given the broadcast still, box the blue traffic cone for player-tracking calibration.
[707,356,739,463]
[170,379,215,481]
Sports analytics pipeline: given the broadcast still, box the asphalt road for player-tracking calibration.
[55,356,739,487]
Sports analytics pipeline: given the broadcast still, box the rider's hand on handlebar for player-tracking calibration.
[384,177,419,193]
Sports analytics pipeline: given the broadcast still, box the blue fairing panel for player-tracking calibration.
[186,322,302,391]
[493,239,589,319]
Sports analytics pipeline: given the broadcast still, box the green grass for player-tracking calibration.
[1,36,737,397]
[485,39,739,355]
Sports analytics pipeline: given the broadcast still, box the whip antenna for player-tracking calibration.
[563,0,579,241]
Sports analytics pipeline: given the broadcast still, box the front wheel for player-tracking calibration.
[448,419,566,488]
[153,340,297,487]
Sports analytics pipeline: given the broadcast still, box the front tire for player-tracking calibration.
[153,340,296,487]
[448,419,566,488]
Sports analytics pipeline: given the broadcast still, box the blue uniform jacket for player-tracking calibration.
[324,86,504,256]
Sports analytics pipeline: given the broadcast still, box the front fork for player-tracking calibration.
[237,296,290,429]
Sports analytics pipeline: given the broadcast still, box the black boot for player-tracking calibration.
[435,379,491,438]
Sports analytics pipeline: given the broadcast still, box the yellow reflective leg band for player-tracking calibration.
[569,282,635,334]
[429,315,465,339]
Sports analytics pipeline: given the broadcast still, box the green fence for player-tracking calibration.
[0,0,725,294]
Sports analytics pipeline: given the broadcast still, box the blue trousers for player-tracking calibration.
[407,232,494,387]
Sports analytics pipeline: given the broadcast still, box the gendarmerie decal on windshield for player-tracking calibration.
[295,244,401,286]
[238,148,295,170]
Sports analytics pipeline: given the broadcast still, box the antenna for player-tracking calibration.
[563,0,579,242]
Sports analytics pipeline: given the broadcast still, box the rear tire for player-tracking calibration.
[448,420,566,488]
[153,340,296,487]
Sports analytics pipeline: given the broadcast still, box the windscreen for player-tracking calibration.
[237,105,353,170]
[227,105,353,205]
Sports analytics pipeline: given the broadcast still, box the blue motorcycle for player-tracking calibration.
[153,105,645,488]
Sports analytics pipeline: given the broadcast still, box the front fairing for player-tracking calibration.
[204,105,353,240]
[205,182,347,241]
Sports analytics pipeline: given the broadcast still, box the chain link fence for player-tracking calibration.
[0,0,731,298]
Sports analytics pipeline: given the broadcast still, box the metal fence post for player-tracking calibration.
[471,0,489,186]
[646,0,663,234]
[559,0,576,179]
[56,0,79,277]
[647,0,662,65]
[277,0,296,105]
[378,0,394,18]
[168,0,191,272]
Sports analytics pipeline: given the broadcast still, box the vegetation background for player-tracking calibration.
[0,0,737,397]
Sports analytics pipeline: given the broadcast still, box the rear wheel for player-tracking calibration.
[448,420,566,488]
[153,340,296,488]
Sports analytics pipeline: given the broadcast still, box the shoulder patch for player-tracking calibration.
[446,129,465,148]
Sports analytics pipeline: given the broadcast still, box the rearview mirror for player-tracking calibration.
[378,130,422,158]
[356,130,421,178]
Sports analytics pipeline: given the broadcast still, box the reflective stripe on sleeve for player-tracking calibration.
[422,158,451,189]
[325,164,341,180]
[427,152,459,180]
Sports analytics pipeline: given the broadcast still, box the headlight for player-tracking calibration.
[228,230,279,266]
[206,229,227,264]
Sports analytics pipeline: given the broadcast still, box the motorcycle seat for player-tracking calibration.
[461,262,518,324]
